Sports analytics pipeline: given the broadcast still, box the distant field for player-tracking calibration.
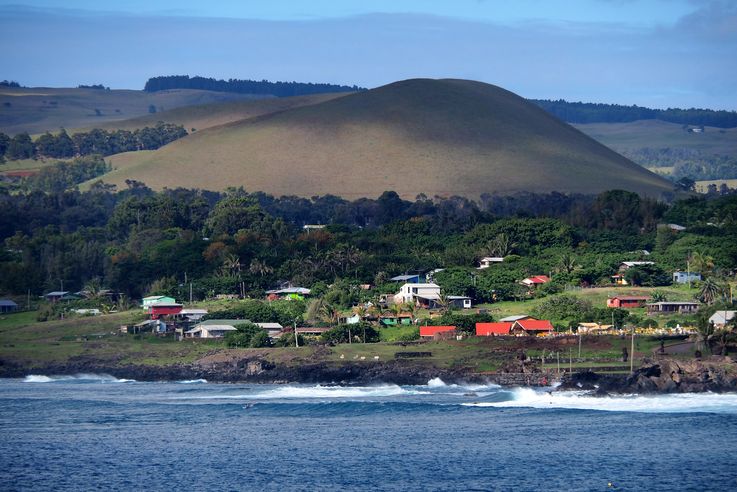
[574,120,737,155]
[695,179,737,193]
[0,87,261,136]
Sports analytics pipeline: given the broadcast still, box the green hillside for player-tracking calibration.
[96,78,674,199]
[0,86,262,135]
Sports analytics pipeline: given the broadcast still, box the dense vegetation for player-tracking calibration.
[0,123,187,162]
[1,183,735,317]
[532,99,737,128]
[143,75,364,97]
[619,147,737,182]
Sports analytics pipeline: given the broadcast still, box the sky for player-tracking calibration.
[1,0,736,109]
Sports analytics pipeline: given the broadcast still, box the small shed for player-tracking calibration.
[607,296,649,309]
[476,322,512,336]
[419,325,457,338]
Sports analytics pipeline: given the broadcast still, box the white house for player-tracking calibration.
[619,261,655,271]
[185,319,283,339]
[178,309,208,322]
[478,257,504,269]
[394,283,441,306]
[673,271,702,284]
[709,311,736,329]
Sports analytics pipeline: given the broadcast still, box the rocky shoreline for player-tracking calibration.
[2,354,737,393]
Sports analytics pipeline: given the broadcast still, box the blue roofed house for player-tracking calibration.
[0,299,19,313]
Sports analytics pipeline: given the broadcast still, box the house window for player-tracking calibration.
[412,288,418,294]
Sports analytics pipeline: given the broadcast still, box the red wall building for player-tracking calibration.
[476,322,513,336]
[419,325,457,338]
[149,303,183,319]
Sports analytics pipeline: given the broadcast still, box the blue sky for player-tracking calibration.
[1,0,735,109]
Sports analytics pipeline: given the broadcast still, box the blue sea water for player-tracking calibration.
[2,375,737,491]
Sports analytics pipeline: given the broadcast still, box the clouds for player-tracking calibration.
[0,4,734,109]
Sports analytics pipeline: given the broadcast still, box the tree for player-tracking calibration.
[698,277,725,305]
[689,251,714,275]
[557,252,579,274]
[224,322,271,348]
[6,132,34,160]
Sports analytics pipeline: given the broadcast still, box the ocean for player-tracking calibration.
[1,375,737,491]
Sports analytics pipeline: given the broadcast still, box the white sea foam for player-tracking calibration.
[184,384,431,400]
[426,377,500,393]
[22,374,134,383]
[177,379,208,384]
[461,387,737,414]
[427,377,447,388]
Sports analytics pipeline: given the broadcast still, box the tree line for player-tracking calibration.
[1,179,736,307]
[532,99,737,128]
[0,123,187,162]
[143,75,364,97]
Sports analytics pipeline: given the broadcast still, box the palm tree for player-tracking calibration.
[689,251,714,275]
[698,277,725,305]
[222,253,242,274]
[650,290,667,303]
[483,233,516,258]
[557,253,579,275]
[249,258,273,277]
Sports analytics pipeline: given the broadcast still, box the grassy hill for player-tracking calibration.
[86,92,347,133]
[0,86,264,135]
[94,78,674,199]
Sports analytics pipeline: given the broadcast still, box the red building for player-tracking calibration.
[149,303,183,319]
[476,322,513,336]
[511,319,554,336]
[419,325,457,338]
[607,296,650,309]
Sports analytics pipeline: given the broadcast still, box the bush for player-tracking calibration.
[224,322,271,348]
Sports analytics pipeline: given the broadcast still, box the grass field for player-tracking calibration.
[574,120,737,155]
[695,179,737,193]
[0,86,259,136]
[88,79,673,200]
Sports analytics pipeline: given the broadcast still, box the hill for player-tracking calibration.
[96,79,674,199]
[0,86,263,135]
[88,92,348,133]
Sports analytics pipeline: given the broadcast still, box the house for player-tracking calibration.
[619,261,655,271]
[611,273,628,286]
[340,313,361,325]
[0,299,18,313]
[44,291,79,302]
[185,319,241,338]
[265,287,311,301]
[390,274,422,284]
[520,275,550,288]
[673,271,702,284]
[709,311,736,329]
[380,313,413,326]
[666,223,686,232]
[142,295,176,309]
[577,323,614,334]
[73,308,101,316]
[447,296,472,309]
[425,269,445,282]
[511,319,554,336]
[419,325,457,338]
[476,322,513,336]
[149,303,183,319]
[499,314,535,322]
[607,296,650,309]
[478,257,504,269]
[178,309,208,322]
[394,283,441,306]
[124,319,167,334]
[647,302,700,315]
[256,322,284,338]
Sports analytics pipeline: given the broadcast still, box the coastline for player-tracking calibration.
[3,354,736,394]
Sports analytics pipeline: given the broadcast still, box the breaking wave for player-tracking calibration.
[177,379,208,384]
[461,387,737,414]
[184,384,431,400]
[23,374,135,383]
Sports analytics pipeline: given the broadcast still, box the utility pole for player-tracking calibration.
[189,282,193,304]
[687,253,691,289]
[569,348,572,373]
[556,351,560,375]
[294,320,299,348]
[578,334,582,359]
[630,326,635,373]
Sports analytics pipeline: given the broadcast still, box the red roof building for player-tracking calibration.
[521,275,551,287]
[511,319,554,336]
[149,303,183,319]
[419,325,457,338]
[607,296,650,309]
[476,322,513,336]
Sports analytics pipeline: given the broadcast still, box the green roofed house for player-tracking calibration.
[142,295,176,309]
